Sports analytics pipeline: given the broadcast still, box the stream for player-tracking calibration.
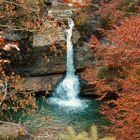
[19,18,108,135]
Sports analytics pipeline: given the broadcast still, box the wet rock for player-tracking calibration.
[12,42,92,76]
[80,81,98,98]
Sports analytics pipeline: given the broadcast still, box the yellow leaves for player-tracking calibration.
[90,125,98,140]
[60,125,116,140]
[18,127,25,136]
[32,102,37,109]
[0,0,3,5]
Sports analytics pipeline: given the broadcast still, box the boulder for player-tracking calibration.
[4,32,29,41]
[80,82,97,98]
[0,124,26,139]
[22,75,63,93]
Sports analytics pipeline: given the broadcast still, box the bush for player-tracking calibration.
[59,125,115,140]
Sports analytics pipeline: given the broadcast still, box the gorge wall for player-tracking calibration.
[1,2,103,98]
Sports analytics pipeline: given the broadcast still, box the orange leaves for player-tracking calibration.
[84,14,140,140]
[64,0,90,8]
[81,66,97,84]
[108,16,140,47]
[50,44,57,53]
[0,31,4,48]
[0,63,36,119]
[97,0,125,26]
[97,0,139,27]
[0,0,42,32]
[89,16,140,69]
[88,35,102,49]
[0,60,10,65]
[5,3,16,17]
[96,81,112,95]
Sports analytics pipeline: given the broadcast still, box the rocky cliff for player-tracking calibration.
[2,3,102,97]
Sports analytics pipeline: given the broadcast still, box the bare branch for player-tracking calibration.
[0,120,53,139]
[0,80,7,106]
[0,24,40,32]
[2,0,37,18]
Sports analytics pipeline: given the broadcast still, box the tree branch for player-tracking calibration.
[0,120,53,139]
[2,0,37,18]
[0,24,40,32]
[0,80,7,106]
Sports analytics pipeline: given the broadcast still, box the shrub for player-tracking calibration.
[82,15,140,140]
[59,125,115,140]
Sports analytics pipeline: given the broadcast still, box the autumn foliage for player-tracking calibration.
[0,0,43,32]
[82,14,140,140]
[0,0,44,119]
[96,0,139,27]
[0,31,36,121]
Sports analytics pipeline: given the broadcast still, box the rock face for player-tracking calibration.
[80,82,97,98]
[13,43,90,77]
[14,42,94,94]
[5,3,97,97]
[23,75,63,93]
[73,11,103,40]
[33,20,66,47]
[4,32,28,41]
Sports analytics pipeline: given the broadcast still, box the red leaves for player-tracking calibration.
[0,31,4,49]
[96,0,139,27]
[89,16,140,69]
[63,0,90,7]
[81,66,97,84]
[107,16,140,47]
[83,15,140,140]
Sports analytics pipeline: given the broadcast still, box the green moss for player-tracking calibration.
[73,7,93,28]
[97,66,128,81]
[74,11,90,27]
[97,67,117,81]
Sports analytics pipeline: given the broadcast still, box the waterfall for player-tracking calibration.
[50,18,82,107]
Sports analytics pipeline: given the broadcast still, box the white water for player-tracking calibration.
[50,18,84,108]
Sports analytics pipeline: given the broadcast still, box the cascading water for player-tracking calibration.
[50,18,85,108]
